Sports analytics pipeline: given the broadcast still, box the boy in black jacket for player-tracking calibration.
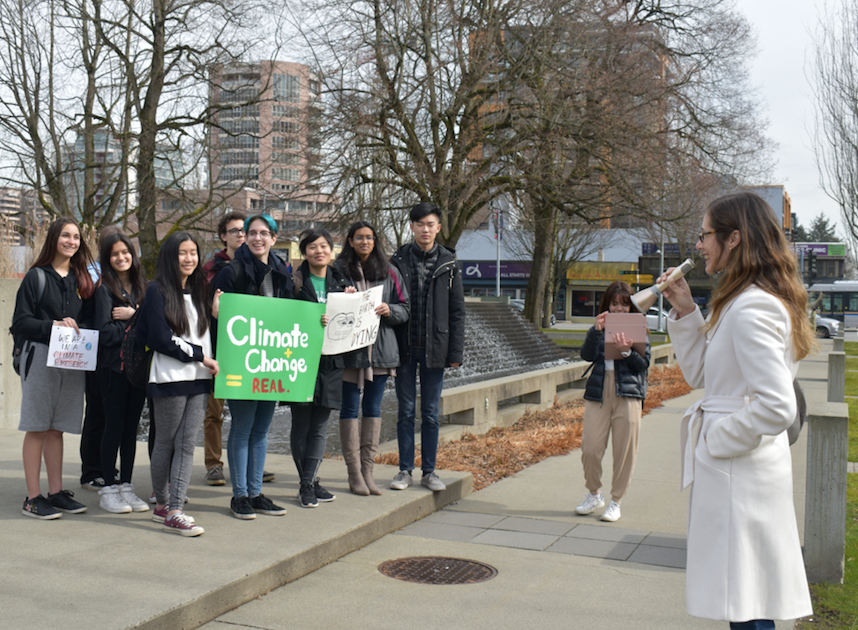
[389,203,465,492]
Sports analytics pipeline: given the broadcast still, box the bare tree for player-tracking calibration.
[811,0,858,243]
[0,0,130,227]
[0,0,285,269]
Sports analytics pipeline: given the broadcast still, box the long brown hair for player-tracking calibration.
[704,192,817,360]
[99,231,148,304]
[30,217,96,299]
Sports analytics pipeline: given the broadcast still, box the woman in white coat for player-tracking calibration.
[660,191,816,630]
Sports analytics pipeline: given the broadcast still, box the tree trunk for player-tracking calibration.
[524,205,555,325]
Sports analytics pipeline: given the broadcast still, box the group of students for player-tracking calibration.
[11,201,465,538]
[12,191,814,627]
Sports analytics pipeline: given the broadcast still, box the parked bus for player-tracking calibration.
[807,282,858,328]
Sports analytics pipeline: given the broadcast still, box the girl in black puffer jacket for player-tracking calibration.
[575,281,650,524]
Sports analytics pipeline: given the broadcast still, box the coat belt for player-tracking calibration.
[680,395,751,490]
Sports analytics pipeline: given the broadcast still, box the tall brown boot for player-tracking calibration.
[340,418,369,495]
[360,417,383,495]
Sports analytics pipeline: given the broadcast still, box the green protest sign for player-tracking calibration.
[214,293,325,402]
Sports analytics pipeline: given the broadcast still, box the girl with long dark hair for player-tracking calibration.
[136,232,218,536]
[11,217,97,519]
[93,231,150,514]
[334,221,409,495]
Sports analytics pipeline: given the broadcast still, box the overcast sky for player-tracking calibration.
[737,0,841,233]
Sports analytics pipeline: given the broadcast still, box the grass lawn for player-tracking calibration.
[799,343,858,629]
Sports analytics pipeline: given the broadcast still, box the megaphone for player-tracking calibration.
[630,258,695,313]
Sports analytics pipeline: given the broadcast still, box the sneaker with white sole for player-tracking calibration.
[47,490,87,514]
[81,477,106,492]
[601,501,621,522]
[99,485,132,513]
[420,472,446,492]
[313,479,336,502]
[163,512,204,537]
[152,505,195,524]
[390,470,412,490]
[22,495,62,520]
[231,496,257,520]
[250,494,287,516]
[118,483,150,512]
[205,465,226,486]
[575,493,605,515]
[298,484,318,508]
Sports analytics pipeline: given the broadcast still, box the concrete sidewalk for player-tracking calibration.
[0,340,833,630]
[196,345,833,630]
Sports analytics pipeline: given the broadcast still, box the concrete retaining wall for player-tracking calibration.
[0,278,22,430]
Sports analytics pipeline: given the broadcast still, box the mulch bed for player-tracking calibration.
[376,364,693,490]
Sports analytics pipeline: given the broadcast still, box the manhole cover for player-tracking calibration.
[378,556,497,585]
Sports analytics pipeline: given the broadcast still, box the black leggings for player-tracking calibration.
[290,404,331,486]
[99,368,146,485]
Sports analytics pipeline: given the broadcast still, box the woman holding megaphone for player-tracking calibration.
[660,191,815,629]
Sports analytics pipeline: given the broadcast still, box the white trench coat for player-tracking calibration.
[668,287,813,622]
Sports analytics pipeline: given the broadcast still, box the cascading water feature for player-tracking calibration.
[138,301,571,455]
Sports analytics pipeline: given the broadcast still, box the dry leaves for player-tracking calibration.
[376,364,692,490]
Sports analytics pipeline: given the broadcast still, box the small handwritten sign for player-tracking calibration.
[46,325,99,371]
[321,286,383,355]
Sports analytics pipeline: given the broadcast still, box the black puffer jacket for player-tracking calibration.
[389,242,465,368]
[580,326,650,402]
[292,261,352,409]
[334,260,410,369]
[94,283,144,373]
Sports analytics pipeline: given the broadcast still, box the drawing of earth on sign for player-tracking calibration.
[327,312,355,340]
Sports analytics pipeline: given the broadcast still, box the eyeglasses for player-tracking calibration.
[247,230,272,239]
[352,235,375,242]
[226,228,245,236]
[697,230,717,243]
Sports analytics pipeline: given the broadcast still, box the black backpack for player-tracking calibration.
[11,268,46,375]
[120,309,152,388]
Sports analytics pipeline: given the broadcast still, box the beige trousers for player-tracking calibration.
[581,370,642,503]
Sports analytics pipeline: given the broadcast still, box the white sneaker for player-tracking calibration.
[118,483,150,512]
[99,485,132,513]
[575,493,605,515]
[601,501,621,522]
[390,471,413,490]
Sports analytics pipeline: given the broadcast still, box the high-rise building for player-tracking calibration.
[209,60,335,235]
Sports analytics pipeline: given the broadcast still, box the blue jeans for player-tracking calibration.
[226,399,276,498]
[395,349,444,473]
[341,376,389,419]
[730,621,774,630]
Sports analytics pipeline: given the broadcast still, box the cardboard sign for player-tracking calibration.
[321,285,384,355]
[214,293,325,402]
[46,325,99,371]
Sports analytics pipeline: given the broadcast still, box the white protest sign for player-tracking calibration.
[46,325,99,371]
[321,285,384,355]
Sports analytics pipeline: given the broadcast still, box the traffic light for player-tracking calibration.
[808,252,817,281]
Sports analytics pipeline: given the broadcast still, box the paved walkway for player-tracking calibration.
[0,340,841,629]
